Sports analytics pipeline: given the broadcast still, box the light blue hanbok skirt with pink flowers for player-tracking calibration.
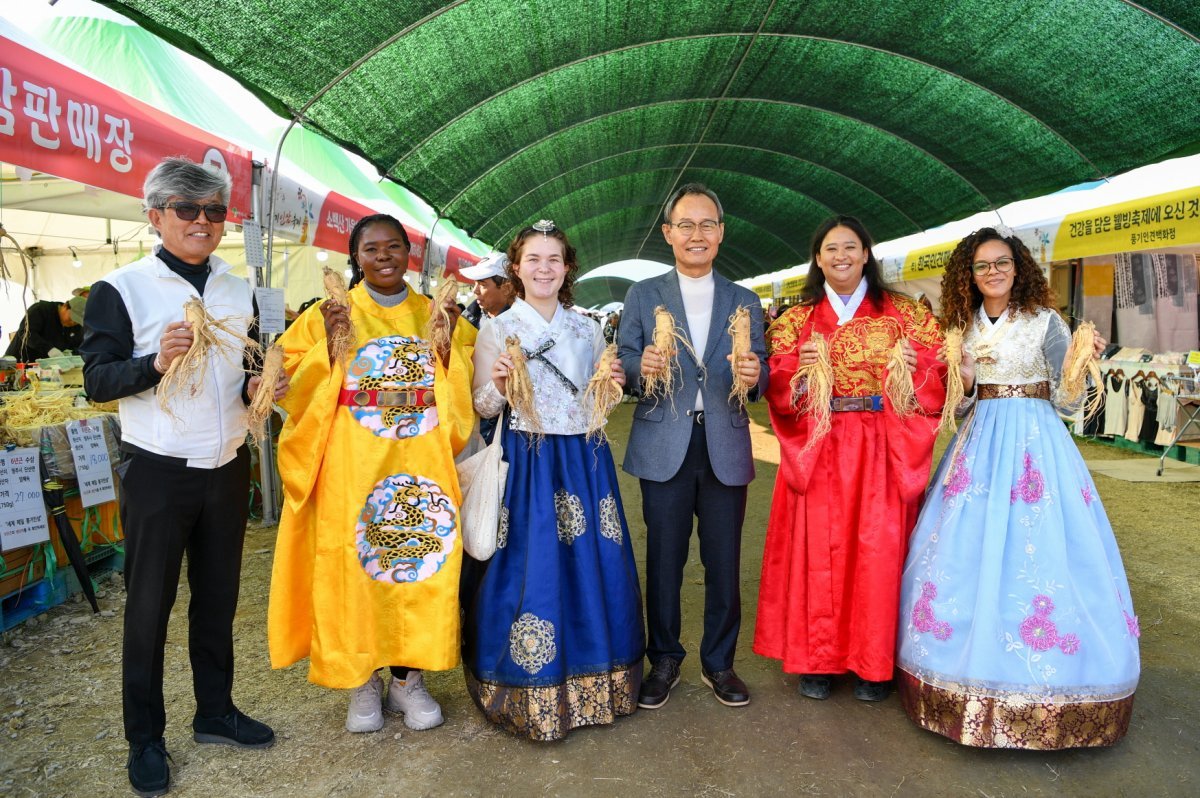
[896,394,1140,749]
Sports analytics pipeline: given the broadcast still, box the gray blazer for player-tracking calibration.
[618,269,768,486]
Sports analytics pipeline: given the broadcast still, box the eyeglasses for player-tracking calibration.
[160,201,228,223]
[971,256,1015,275]
[671,220,720,235]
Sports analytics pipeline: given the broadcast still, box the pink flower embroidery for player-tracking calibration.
[1011,452,1045,504]
[1125,611,1141,638]
[944,454,971,497]
[911,582,952,640]
[1058,633,1080,655]
[1081,484,1095,506]
[1031,594,1055,615]
[1019,614,1059,651]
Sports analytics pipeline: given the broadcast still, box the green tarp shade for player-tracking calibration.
[103,0,1200,280]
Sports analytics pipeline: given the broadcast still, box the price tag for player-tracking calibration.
[66,419,117,508]
[255,287,287,334]
[0,448,49,552]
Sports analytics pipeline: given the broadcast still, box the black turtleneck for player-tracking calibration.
[157,246,210,296]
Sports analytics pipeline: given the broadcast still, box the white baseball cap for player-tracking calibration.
[459,252,509,282]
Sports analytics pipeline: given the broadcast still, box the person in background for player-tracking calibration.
[754,215,946,704]
[268,213,475,739]
[460,252,515,329]
[6,296,87,361]
[896,227,1139,748]
[81,156,285,798]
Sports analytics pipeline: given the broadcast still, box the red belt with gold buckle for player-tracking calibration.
[337,388,436,408]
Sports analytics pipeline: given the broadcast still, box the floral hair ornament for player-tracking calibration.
[532,219,556,237]
[992,222,1017,239]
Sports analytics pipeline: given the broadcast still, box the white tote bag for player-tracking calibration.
[456,414,508,560]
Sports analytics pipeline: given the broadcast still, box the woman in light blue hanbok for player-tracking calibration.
[897,227,1139,749]
[463,221,644,741]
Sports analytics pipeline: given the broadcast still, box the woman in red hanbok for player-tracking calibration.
[754,216,946,702]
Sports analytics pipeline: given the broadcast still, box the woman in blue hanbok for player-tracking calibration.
[897,227,1139,749]
[464,221,644,741]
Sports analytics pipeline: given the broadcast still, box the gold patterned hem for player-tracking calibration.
[466,662,642,742]
[898,670,1133,749]
[979,381,1051,401]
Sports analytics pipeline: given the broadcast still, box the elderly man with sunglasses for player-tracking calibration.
[81,157,286,798]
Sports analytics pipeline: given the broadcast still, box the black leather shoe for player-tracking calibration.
[637,658,681,709]
[799,674,833,700]
[127,739,170,797]
[701,668,750,707]
[854,678,892,702]
[192,708,275,748]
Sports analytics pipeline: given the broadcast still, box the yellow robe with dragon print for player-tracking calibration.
[268,285,476,688]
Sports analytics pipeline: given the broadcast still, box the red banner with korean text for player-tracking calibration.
[0,35,253,220]
[445,245,481,282]
[311,190,426,272]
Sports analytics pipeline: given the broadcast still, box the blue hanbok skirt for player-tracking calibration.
[464,429,644,741]
[897,395,1140,749]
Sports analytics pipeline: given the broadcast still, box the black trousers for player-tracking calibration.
[120,445,250,744]
[640,420,747,673]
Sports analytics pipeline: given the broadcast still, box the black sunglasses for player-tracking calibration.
[161,201,228,223]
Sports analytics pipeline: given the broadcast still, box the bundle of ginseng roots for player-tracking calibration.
[504,335,542,437]
[583,343,622,442]
[883,338,919,417]
[246,344,284,443]
[789,331,834,450]
[939,328,966,434]
[1059,321,1105,420]
[643,305,694,402]
[727,306,752,407]
[322,265,356,363]
[157,297,261,419]
[423,275,460,357]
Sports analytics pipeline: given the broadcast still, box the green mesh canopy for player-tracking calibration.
[102,0,1200,284]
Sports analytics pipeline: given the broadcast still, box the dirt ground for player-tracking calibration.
[1,402,1197,797]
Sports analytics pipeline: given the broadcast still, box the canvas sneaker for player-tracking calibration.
[385,671,444,730]
[345,672,385,733]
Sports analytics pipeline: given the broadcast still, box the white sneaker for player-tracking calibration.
[345,673,384,733]
[385,671,444,730]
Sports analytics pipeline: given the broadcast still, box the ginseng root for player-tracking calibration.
[643,305,694,401]
[584,343,622,442]
[884,339,919,417]
[789,331,833,450]
[727,305,752,407]
[247,344,284,443]
[1060,321,1104,420]
[157,297,261,417]
[939,328,966,434]
[505,335,542,436]
[423,276,459,356]
[322,266,356,364]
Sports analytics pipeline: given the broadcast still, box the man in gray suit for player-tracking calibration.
[618,183,768,709]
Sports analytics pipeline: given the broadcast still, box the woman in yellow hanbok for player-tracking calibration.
[268,214,475,734]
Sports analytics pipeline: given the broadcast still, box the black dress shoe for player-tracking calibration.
[854,678,892,702]
[637,657,681,709]
[192,708,275,748]
[701,668,750,707]
[799,675,833,700]
[127,739,170,797]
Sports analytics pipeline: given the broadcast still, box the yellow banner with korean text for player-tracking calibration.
[901,242,957,282]
[751,282,774,299]
[780,274,807,297]
[1052,187,1200,260]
